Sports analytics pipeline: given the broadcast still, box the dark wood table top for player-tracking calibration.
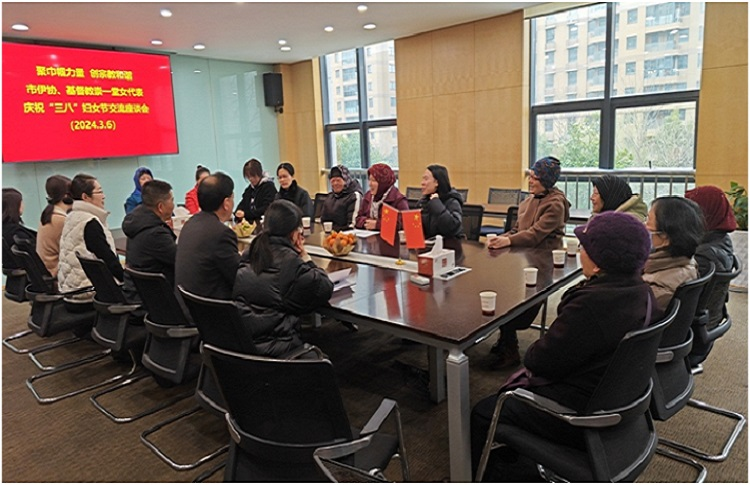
[483,203,590,224]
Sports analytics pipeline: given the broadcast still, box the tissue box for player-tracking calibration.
[417,249,455,277]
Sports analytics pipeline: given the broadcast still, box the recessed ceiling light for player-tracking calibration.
[193,43,206,50]
[278,39,287,45]
[151,39,163,46]
[363,23,376,30]
[280,46,292,52]
[357,5,368,13]
[11,23,29,31]
[324,26,334,33]
[160,8,172,18]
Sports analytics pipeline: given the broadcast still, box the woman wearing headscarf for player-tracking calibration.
[124,166,153,214]
[589,174,647,222]
[417,164,464,239]
[275,162,314,218]
[36,175,73,277]
[235,158,278,223]
[320,165,363,231]
[356,163,409,230]
[2,188,37,272]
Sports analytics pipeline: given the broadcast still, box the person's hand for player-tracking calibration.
[235,209,245,220]
[488,235,511,250]
[364,219,377,230]
[166,218,174,230]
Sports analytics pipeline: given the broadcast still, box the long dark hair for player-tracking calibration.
[427,164,452,198]
[2,188,23,224]
[41,175,72,225]
[247,200,302,275]
[651,196,704,258]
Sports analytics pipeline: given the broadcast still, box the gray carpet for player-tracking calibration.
[2,288,747,482]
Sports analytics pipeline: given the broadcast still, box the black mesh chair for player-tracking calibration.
[89,268,201,423]
[655,269,746,463]
[455,188,469,202]
[405,187,422,200]
[202,342,410,482]
[3,238,28,302]
[314,436,393,482]
[461,204,484,241]
[476,307,676,482]
[314,192,329,220]
[479,189,521,238]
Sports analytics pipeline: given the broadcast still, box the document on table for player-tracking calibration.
[343,229,379,238]
[327,268,356,291]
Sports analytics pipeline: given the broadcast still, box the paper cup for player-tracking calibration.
[323,221,333,232]
[552,250,566,267]
[566,237,578,256]
[399,230,406,244]
[485,233,497,246]
[302,216,311,228]
[524,267,538,286]
[479,291,497,316]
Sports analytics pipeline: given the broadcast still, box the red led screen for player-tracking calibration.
[3,42,178,163]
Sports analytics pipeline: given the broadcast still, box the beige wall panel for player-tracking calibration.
[475,88,522,172]
[289,61,316,112]
[395,34,434,100]
[292,110,322,193]
[474,12,524,91]
[703,3,748,70]
[396,169,426,194]
[471,169,527,204]
[433,93,476,174]
[397,97,435,171]
[432,23,476,95]
[696,65,748,188]
[696,176,747,193]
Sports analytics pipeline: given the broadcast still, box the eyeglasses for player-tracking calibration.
[91,190,104,195]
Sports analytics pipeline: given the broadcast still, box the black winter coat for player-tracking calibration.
[417,190,465,239]
[320,188,362,231]
[236,179,278,223]
[276,181,314,218]
[694,231,735,327]
[233,236,333,357]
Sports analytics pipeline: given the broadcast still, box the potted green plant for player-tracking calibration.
[726,181,748,290]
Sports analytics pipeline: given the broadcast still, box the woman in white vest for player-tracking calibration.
[57,174,122,302]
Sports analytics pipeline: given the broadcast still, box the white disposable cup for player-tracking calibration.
[524,267,538,286]
[552,250,566,267]
[479,291,497,315]
[399,230,406,244]
[566,237,579,256]
[302,216,311,228]
[323,221,333,232]
[485,233,497,246]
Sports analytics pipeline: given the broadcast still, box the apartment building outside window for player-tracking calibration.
[322,40,398,170]
[530,2,704,170]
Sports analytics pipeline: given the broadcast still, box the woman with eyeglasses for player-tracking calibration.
[233,200,333,357]
[58,174,122,302]
[36,175,73,277]
[589,174,647,222]
[642,196,703,313]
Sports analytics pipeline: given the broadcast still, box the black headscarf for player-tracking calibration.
[592,175,633,212]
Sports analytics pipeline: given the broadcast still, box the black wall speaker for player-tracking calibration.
[263,72,283,113]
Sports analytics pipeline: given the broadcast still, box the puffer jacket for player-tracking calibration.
[418,189,464,239]
[695,231,735,327]
[321,188,362,231]
[616,194,648,222]
[233,236,334,357]
[276,180,314,218]
[508,186,570,249]
[58,201,117,300]
[642,248,699,314]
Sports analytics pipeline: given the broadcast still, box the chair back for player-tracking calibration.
[405,187,422,200]
[699,255,741,328]
[503,206,519,233]
[313,193,328,219]
[10,244,54,294]
[455,188,469,203]
[126,268,190,326]
[461,204,484,241]
[487,188,521,205]
[660,266,715,348]
[202,343,353,481]
[76,252,127,304]
[520,190,531,201]
[178,285,258,354]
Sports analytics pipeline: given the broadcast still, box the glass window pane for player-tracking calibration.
[613,1,704,97]
[324,48,358,122]
[368,126,399,169]
[330,130,362,169]
[614,101,696,168]
[535,110,601,167]
[363,40,396,120]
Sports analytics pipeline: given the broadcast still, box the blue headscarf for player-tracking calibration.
[124,166,153,214]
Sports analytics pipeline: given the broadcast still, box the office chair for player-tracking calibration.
[314,192,328,220]
[479,188,521,237]
[455,188,469,203]
[461,204,484,241]
[3,238,28,302]
[476,306,675,482]
[405,187,422,200]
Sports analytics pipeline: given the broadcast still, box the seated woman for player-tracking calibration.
[487,156,570,367]
[233,200,334,357]
[643,196,703,313]
[184,165,210,214]
[2,188,37,271]
[471,212,655,480]
[275,162,313,218]
[589,174,647,222]
[124,166,153,214]
[320,165,363,231]
[417,164,464,239]
[356,163,409,230]
[58,174,122,302]
[235,158,278,223]
[36,175,73,277]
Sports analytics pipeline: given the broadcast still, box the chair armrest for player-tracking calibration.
[165,327,200,338]
[705,316,732,341]
[108,303,141,314]
[360,398,397,436]
[284,343,325,360]
[60,285,95,297]
[509,389,622,428]
[314,435,374,461]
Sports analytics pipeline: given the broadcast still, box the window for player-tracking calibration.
[545,51,555,67]
[546,27,555,43]
[336,86,341,95]
[568,47,578,64]
[322,40,398,170]
[568,24,578,41]
[530,2,704,170]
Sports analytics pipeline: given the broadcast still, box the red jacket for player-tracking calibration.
[184,185,200,214]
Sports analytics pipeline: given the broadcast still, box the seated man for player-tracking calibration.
[175,172,240,300]
[121,180,177,307]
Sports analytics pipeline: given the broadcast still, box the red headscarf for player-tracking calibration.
[684,186,737,232]
[367,163,396,201]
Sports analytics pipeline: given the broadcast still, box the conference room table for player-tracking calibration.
[303,224,583,482]
[483,203,591,225]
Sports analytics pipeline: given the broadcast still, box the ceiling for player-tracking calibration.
[2,2,539,64]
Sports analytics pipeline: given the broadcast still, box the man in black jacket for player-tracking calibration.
[121,179,176,307]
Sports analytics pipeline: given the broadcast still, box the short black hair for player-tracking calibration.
[198,172,234,212]
[70,174,98,200]
[195,165,210,181]
[651,196,704,258]
[427,164,452,198]
[141,180,173,208]
[277,162,295,177]
[242,158,263,180]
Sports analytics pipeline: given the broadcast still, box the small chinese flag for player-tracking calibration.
[380,203,398,246]
[403,209,425,249]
